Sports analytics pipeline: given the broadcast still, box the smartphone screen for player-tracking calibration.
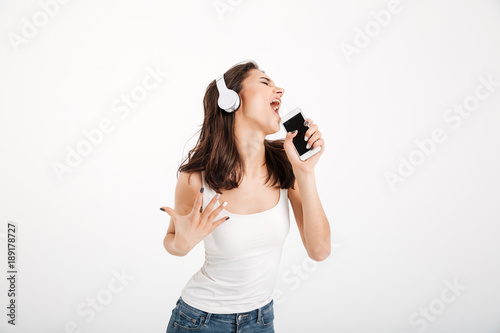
[282,112,310,156]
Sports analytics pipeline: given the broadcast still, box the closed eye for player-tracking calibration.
[262,82,269,85]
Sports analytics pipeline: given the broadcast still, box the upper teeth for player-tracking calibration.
[271,99,280,111]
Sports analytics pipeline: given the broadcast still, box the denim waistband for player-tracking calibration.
[175,296,273,324]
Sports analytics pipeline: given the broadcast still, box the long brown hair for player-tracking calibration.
[177,60,295,193]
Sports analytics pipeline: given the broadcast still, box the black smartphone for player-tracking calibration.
[280,108,321,161]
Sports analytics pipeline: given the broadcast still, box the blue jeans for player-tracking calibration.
[166,296,275,333]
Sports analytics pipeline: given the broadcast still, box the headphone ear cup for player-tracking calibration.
[218,89,240,113]
[216,73,241,113]
[233,93,241,111]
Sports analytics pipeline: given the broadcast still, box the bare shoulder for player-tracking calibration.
[179,170,203,188]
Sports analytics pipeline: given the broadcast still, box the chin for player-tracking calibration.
[270,121,281,134]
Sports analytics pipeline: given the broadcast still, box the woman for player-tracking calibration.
[160,60,331,332]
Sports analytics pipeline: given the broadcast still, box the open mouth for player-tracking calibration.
[270,99,281,118]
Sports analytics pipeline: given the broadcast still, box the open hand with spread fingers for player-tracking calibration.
[160,188,230,254]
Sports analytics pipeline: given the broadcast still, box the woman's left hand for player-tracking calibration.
[284,118,325,174]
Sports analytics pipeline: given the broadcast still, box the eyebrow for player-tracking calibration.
[259,77,274,84]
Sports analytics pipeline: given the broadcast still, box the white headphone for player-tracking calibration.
[216,73,240,113]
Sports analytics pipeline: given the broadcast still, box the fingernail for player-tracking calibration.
[226,217,230,220]
[216,193,221,199]
[200,187,204,193]
[306,143,310,149]
[304,121,309,126]
[292,130,297,134]
[160,208,165,211]
[304,136,308,142]
[222,202,228,207]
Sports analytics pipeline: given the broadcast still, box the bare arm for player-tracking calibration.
[295,169,331,261]
[164,233,189,256]
[163,171,201,256]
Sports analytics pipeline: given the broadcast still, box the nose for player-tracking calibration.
[275,86,285,96]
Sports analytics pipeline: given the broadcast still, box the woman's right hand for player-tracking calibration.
[160,188,229,253]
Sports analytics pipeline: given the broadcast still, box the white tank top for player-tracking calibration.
[180,170,290,314]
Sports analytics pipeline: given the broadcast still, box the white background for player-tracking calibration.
[1,0,500,332]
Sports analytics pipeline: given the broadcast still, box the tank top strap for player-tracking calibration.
[200,170,216,203]
[201,170,211,191]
